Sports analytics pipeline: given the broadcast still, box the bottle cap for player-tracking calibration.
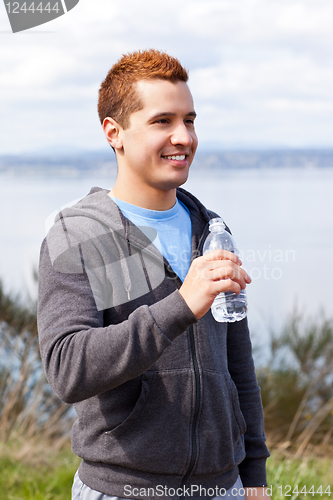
[209,217,225,230]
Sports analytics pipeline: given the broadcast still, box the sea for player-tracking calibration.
[1,150,333,353]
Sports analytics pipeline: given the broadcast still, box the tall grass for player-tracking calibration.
[257,310,333,456]
[0,443,80,500]
[1,278,333,498]
[0,446,332,500]
[0,280,74,446]
[267,451,333,499]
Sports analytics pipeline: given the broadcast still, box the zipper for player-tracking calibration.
[181,324,201,487]
[196,219,211,258]
[119,211,210,485]
[180,219,212,488]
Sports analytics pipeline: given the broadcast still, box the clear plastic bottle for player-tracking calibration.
[203,217,247,322]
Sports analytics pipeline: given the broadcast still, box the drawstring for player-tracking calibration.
[110,223,132,301]
[123,220,132,301]
[109,188,132,301]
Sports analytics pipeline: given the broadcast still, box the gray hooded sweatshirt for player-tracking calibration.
[37,186,269,499]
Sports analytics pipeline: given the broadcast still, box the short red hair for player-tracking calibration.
[98,49,189,129]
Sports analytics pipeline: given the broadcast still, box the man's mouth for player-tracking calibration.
[163,154,186,161]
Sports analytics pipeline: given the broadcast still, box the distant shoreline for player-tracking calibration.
[1,149,333,177]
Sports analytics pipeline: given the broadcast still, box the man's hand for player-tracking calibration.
[245,487,271,499]
[179,249,251,320]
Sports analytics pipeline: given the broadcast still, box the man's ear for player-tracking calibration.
[103,117,123,150]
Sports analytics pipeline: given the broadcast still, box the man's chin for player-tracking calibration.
[160,176,189,191]
[169,169,191,188]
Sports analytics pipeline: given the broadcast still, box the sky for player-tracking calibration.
[1,0,333,155]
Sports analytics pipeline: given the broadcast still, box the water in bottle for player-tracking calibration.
[203,218,247,322]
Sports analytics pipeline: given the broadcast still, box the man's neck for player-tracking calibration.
[110,180,177,211]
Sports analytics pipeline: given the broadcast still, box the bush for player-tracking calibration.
[256,310,333,456]
[0,280,74,444]
[1,274,333,460]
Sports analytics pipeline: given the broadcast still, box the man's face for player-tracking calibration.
[116,79,198,193]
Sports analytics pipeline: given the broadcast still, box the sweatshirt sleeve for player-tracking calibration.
[37,239,196,404]
[227,318,270,487]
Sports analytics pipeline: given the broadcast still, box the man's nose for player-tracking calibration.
[170,123,193,146]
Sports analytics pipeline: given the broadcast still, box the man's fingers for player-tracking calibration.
[179,252,251,319]
[212,278,242,296]
[209,265,249,289]
[203,248,242,266]
[202,255,251,285]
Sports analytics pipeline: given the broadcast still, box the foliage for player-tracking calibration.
[0,443,80,500]
[256,310,333,456]
[0,280,74,444]
[267,451,333,499]
[1,272,333,497]
[0,445,332,500]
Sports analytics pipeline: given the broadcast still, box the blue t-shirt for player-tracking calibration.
[109,195,192,282]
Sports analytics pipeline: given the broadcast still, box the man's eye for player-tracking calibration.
[155,118,169,124]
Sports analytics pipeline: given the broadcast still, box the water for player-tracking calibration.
[186,166,333,342]
[1,165,333,346]
[210,290,248,323]
[203,217,247,323]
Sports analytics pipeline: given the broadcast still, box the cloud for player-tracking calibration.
[1,0,333,153]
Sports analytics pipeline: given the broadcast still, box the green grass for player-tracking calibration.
[0,446,80,500]
[267,452,333,499]
[1,445,332,500]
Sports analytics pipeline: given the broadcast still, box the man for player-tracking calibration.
[38,49,271,500]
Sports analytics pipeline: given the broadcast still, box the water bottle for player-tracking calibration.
[203,218,247,322]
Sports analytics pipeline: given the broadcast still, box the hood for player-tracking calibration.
[45,186,215,312]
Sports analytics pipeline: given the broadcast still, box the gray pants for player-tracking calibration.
[71,472,245,500]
